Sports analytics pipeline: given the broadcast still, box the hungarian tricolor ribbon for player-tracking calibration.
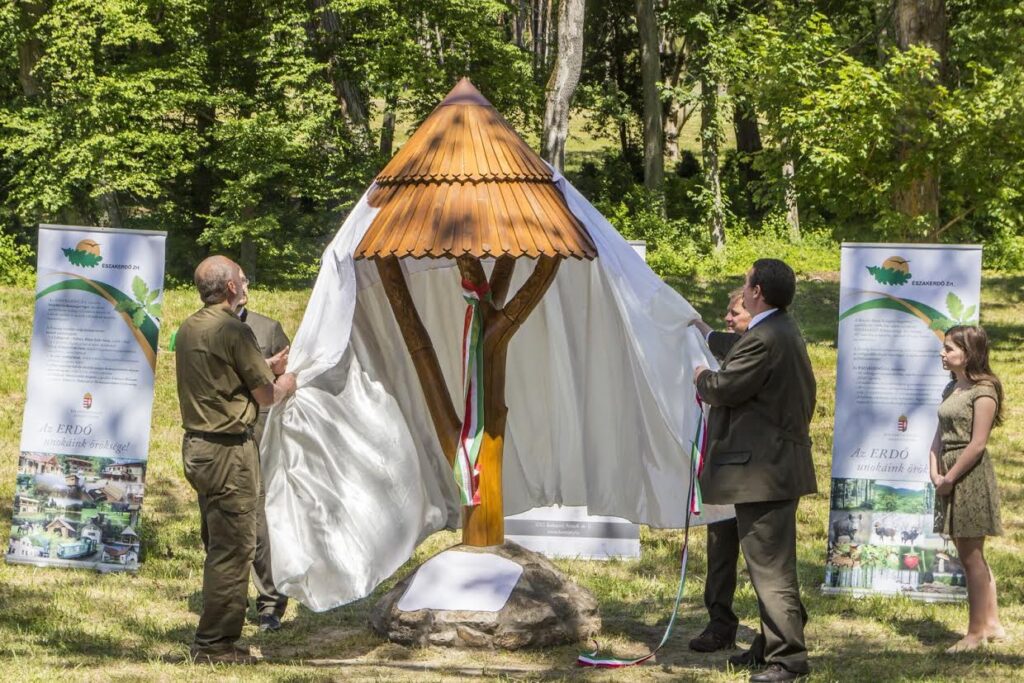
[454,279,490,506]
[577,393,708,668]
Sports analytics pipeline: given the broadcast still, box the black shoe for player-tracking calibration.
[258,614,282,632]
[688,629,736,652]
[749,663,807,682]
[729,647,766,669]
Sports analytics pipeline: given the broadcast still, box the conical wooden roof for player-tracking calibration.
[355,78,597,261]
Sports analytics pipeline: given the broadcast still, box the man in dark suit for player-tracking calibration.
[694,259,817,682]
[688,289,751,654]
[238,305,291,632]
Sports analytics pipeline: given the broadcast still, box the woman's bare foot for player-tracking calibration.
[946,635,987,653]
[983,625,1007,642]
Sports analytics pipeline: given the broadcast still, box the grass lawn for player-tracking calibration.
[1,270,1022,682]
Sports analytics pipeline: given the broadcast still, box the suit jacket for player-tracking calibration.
[707,330,740,362]
[695,311,817,505]
[240,308,290,441]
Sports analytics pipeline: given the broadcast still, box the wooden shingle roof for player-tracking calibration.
[356,78,596,261]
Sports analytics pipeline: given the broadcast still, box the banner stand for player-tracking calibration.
[821,243,981,601]
[7,224,166,572]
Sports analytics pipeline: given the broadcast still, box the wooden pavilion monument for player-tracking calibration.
[355,78,597,547]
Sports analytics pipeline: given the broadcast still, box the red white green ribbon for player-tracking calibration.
[690,394,708,515]
[454,279,490,506]
[577,393,708,668]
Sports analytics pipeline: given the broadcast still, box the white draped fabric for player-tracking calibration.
[261,173,733,612]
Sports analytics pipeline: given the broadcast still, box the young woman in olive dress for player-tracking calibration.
[929,325,1005,653]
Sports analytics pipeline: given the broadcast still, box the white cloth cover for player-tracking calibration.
[262,173,734,612]
[395,550,523,612]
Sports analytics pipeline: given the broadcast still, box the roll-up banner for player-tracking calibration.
[7,224,166,571]
[822,243,981,601]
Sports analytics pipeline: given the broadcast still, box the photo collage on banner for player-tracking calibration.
[823,243,982,601]
[7,225,166,571]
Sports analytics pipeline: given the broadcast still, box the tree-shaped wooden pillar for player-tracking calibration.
[355,79,596,546]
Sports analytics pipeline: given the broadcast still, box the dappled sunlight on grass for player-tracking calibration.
[1,275,1022,679]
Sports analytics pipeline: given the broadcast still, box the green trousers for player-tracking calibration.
[183,432,259,652]
[735,498,809,674]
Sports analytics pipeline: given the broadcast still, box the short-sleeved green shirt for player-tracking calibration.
[175,305,275,434]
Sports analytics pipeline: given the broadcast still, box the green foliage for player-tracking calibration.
[0,1,1021,284]
[734,1,1024,243]
[0,226,33,285]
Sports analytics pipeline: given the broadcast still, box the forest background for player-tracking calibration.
[1,0,1022,286]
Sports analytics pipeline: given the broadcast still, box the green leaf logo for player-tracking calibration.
[867,265,912,285]
[867,256,912,285]
[942,292,978,329]
[112,276,162,328]
[62,244,103,268]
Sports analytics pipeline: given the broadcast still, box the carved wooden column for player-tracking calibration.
[459,255,559,546]
[375,254,559,547]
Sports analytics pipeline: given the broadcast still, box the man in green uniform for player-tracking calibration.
[176,255,296,664]
[238,305,290,632]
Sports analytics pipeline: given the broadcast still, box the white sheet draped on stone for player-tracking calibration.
[261,172,733,612]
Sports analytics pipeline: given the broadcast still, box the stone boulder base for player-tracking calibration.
[370,542,601,649]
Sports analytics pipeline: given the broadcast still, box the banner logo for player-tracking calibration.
[866,256,911,285]
[82,393,93,410]
[897,414,907,432]
[62,239,103,268]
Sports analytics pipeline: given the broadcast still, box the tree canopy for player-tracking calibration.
[1,0,1021,284]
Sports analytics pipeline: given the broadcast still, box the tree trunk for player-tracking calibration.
[782,158,800,240]
[732,95,762,220]
[892,0,947,234]
[541,0,585,170]
[701,77,725,248]
[533,0,548,76]
[660,29,690,165]
[636,0,663,192]
[544,0,555,69]
[98,191,125,228]
[16,1,45,98]
[239,235,257,283]
[312,0,371,140]
[698,1,725,248]
[380,93,398,158]
[515,0,527,48]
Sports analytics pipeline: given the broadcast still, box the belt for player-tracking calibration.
[184,429,253,445]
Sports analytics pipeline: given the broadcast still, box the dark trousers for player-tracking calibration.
[184,433,259,652]
[199,469,288,619]
[703,518,740,639]
[251,479,288,617]
[735,498,809,674]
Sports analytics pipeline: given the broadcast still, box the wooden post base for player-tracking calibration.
[461,427,505,546]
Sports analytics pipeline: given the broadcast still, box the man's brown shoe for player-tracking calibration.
[189,644,259,665]
[688,629,736,652]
